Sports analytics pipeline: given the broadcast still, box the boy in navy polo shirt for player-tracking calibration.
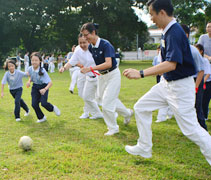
[123,0,211,165]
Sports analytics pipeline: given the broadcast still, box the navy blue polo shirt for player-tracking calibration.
[88,38,117,69]
[161,23,196,81]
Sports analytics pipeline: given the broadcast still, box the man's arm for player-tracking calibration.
[123,61,177,79]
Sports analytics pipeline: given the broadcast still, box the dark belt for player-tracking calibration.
[89,76,96,78]
[99,67,117,75]
[10,87,22,92]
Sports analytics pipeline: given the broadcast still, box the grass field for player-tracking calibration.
[0,61,210,180]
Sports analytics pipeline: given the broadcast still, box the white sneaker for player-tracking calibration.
[124,109,134,125]
[16,118,21,122]
[37,116,47,123]
[125,145,152,158]
[104,130,119,136]
[155,119,167,123]
[89,115,103,119]
[166,115,173,120]
[53,105,61,116]
[79,113,89,119]
[24,110,30,117]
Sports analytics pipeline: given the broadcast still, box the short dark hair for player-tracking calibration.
[181,24,190,37]
[147,0,174,16]
[4,60,17,70]
[80,22,99,34]
[195,44,204,57]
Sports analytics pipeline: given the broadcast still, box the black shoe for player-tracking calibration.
[70,90,73,94]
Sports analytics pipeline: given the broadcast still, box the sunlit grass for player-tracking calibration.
[0,61,210,179]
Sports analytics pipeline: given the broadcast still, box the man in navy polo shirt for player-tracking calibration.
[123,0,211,165]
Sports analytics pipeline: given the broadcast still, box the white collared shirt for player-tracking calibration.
[69,45,96,77]
[162,18,177,35]
[91,37,101,48]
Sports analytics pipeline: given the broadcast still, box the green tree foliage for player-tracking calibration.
[173,0,209,29]
[0,0,148,65]
[76,0,148,50]
[0,1,20,60]
[0,0,209,65]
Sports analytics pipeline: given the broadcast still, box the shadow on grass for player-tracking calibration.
[132,157,199,180]
[20,149,36,155]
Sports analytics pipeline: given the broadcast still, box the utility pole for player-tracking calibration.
[136,34,139,60]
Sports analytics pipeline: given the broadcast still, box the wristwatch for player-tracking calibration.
[140,70,144,78]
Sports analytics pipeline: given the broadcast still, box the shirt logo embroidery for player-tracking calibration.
[161,39,165,48]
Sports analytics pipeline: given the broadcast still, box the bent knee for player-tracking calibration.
[134,101,145,112]
[41,102,48,108]
[15,100,20,105]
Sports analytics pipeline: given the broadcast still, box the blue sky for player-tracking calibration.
[133,7,153,27]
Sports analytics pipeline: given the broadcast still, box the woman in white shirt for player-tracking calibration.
[60,34,103,119]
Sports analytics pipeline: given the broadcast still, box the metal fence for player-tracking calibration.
[122,50,157,60]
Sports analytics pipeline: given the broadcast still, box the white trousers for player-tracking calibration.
[83,76,102,117]
[24,62,29,72]
[49,62,55,73]
[98,68,130,131]
[134,77,211,165]
[157,106,173,121]
[41,62,44,68]
[69,67,80,91]
[58,63,63,70]
[77,73,102,116]
[17,61,21,70]
[77,73,88,115]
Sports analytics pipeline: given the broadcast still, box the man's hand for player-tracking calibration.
[123,68,141,79]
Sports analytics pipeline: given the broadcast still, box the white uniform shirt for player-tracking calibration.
[191,45,205,78]
[198,34,211,57]
[68,45,96,77]
[206,64,211,82]
[203,57,211,75]
[49,57,54,63]
[24,55,29,63]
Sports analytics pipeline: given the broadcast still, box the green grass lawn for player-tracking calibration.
[0,61,210,180]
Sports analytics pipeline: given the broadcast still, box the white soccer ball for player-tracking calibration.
[18,136,33,151]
